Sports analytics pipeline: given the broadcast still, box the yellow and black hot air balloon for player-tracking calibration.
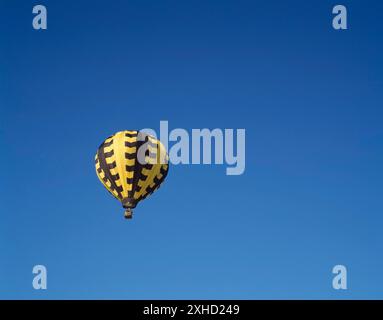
[95,130,169,219]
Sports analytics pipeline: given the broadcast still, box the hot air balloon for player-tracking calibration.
[95,130,169,219]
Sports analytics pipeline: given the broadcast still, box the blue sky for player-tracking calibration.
[1,0,383,299]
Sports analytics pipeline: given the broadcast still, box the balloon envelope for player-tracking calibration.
[95,130,169,218]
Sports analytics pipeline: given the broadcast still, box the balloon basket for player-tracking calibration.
[124,209,133,219]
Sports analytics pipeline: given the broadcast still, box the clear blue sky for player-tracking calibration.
[1,0,383,299]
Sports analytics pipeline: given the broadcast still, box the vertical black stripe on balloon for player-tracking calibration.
[97,140,123,200]
[125,131,138,199]
[131,131,150,198]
